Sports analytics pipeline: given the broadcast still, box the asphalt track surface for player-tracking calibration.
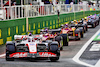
[0,25,100,67]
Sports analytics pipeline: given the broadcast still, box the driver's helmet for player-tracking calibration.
[81,18,84,20]
[78,20,80,22]
[40,29,44,34]
[29,33,32,36]
[40,29,44,32]
[94,14,96,16]
[71,21,74,24]
[61,24,64,28]
[45,28,48,33]
[84,17,87,20]
[90,15,92,17]
[79,20,83,24]
[65,24,68,28]
[74,20,77,22]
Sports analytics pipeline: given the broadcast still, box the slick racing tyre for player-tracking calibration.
[6,44,15,52]
[60,40,63,50]
[50,42,58,52]
[60,34,68,46]
[50,57,59,62]
[98,21,99,25]
[29,58,37,62]
[6,51,14,61]
[92,23,96,28]
[55,36,63,49]
[78,32,81,40]
[80,31,84,38]
[6,43,15,61]
[83,26,86,33]
[60,46,63,50]
[86,25,88,31]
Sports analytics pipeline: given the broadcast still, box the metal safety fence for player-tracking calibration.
[0,4,99,20]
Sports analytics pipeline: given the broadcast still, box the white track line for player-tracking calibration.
[95,59,100,67]
[73,29,100,67]
[0,54,5,57]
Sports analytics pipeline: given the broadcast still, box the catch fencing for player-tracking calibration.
[0,4,99,20]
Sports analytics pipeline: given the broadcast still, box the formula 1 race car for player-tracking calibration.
[79,19,88,32]
[61,24,82,40]
[69,23,84,38]
[39,27,69,48]
[87,15,99,28]
[6,35,60,61]
[70,20,88,33]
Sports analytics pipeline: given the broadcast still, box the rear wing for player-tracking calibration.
[14,35,28,40]
[49,28,61,34]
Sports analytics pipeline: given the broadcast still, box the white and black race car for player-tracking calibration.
[6,35,60,61]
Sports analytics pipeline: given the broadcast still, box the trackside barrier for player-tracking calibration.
[0,11,100,45]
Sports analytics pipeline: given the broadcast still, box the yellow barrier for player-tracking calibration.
[23,25,25,32]
[0,39,3,45]
[16,26,18,34]
[8,28,10,36]
[7,36,12,41]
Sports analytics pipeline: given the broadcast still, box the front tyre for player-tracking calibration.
[50,57,59,62]
[60,34,68,46]
[80,31,84,38]
[6,43,15,61]
[60,47,63,51]
[29,58,37,62]
[86,25,88,31]
[6,51,14,61]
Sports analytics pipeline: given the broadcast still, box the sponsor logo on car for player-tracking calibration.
[29,44,35,45]
[10,52,27,58]
[39,52,56,57]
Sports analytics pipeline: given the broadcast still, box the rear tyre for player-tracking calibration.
[60,47,63,51]
[98,21,99,25]
[80,31,84,38]
[6,57,14,61]
[84,27,86,33]
[60,34,68,46]
[86,25,88,31]
[92,23,95,28]
[49,42,58,52]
